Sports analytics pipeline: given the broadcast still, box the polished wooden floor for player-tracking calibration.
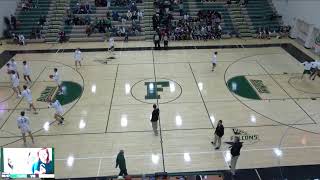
[0,39,320,178]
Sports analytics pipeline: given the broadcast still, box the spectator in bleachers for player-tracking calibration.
[10,15,17,30]
[107,0,111,8]
[152,14,160,30]
[21,0,31,11]
[112,11,120,21]
[126,10,132,20]
[137,10,143,22]
[39,16,46,27]
[58,30,66,43]
[86,24,93,36]
[85,15,91,25]
[85,1,92,14]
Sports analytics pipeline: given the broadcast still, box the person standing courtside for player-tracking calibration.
[116,150,128,177]
[211,120,224,150]
[150,104,160,136]
[212,51,218,72]
[153,33,161,50]
[229,136,242,176]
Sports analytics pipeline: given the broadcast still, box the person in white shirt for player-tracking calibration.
[10,71,21,97]
[211,51,218,72]
[21,85,38,114]
[108,37,115,55]
[9,59,20,79]
[22,60,32,83]
[301,61,312,79]
[310,61,320,80]
[74,48,83,69]
[50,68,62,94]
[18,34,25,45]
[48,99,65,125]
[17,111,34,146]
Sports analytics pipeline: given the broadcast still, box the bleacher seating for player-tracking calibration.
[65,0,145,42]
[13,0,51,39]
[244,0,281,32]
[8,0,282,43]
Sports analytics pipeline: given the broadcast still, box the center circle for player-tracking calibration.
[131,78,182,104]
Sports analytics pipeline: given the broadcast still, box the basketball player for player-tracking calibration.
[10,71,21,97]
[21,85,38,114]
[212,51,218,71]
[51,68,62,94]
[17,111,35,146]
[9,59,19,79]
[108,37,115,54]
[22,61,32,83]
[74,48,83,68]
[310,60,320,80]
[48,99,65,125]
[301,61,311,79]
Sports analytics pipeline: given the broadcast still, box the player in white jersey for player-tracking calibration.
[108,37,115,54]
[10,71,21,97]
[50,68,62,94]
[22,61,32,83]
[301,61,312,79]
[211,51,218,71]
[48,99,65,125]
[9,59,20,79]
[310,61,320,80]
[74,48,83,69]
[21,85,38,114]
[17,111,34,146]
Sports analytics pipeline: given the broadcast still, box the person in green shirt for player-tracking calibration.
[115,150,128,176]
[32,148,54,175]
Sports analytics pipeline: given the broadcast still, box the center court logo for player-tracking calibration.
[144,81,169,99]
[37,81,83,105]
[225,128,260,145]
[131,78,182,104]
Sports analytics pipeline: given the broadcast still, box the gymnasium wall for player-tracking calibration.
[0,0,19,38]
[272,0,320,28]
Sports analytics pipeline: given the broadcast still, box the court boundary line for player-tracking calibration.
[0,121,316,139]
[151,50,166,173]
[104,64,119,133]
[188,63,215,129]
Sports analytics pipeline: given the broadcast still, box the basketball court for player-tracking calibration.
[0,39,320,178]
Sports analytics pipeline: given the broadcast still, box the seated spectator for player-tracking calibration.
[39,16,46,26]
[137,10,143,22]
[21,1,30,11]
[85,15,91,25]
[86,24,93,36]
[106,17,112,30]
[85,1,92,14]
[126,10,132,20]
[112,11,120,21]
[58,31,66,43]
[107,0,111,8]
[30,27,36,39]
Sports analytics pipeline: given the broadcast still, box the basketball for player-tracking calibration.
[49,75,53,79]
